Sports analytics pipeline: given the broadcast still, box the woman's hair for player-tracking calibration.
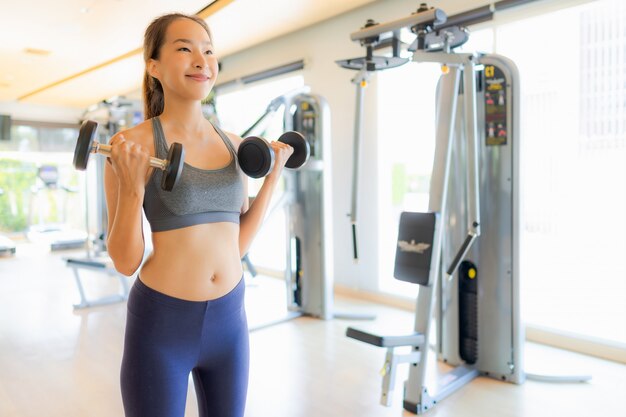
[142,13,213,119]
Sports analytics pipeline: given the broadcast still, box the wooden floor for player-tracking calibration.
[0,243,624,417]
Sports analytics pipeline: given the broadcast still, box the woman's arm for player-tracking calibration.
[104,132,151,276]
[227,132,293,257]
[238,173,280,257]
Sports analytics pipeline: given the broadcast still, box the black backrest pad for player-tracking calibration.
[394,212,437,286]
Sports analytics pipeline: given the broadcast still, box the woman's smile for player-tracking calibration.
[186,73,210,82]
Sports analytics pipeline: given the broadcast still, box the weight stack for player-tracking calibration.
[459,260,478,364]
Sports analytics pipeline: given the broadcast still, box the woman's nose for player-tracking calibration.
[194,53,208,68]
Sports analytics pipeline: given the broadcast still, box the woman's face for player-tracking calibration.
[148,18,218,101]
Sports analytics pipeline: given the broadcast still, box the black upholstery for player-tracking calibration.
[346,327,424,348]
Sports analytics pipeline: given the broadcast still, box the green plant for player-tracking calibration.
[0,159,37,232]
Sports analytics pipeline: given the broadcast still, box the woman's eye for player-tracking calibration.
[205,50,214,55]
[178,47,191,52]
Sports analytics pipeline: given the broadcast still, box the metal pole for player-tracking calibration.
[349,69,369,262]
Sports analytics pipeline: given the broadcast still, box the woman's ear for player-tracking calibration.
[147,59,160,80]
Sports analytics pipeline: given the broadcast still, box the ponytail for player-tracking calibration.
[143,71,164,119]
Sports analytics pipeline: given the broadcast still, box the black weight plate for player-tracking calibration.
[238,137,274,178]
[279,131,310,169]
[162,142,185,191]
[73,120,98,171]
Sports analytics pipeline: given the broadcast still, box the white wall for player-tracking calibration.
[217,0,494,291]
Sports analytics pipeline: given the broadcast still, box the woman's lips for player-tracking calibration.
[187,74,209,81]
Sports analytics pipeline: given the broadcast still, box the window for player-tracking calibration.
[496,0,626,345]
[0,122,82,234]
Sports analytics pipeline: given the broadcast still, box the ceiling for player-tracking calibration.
[0,0,376,109]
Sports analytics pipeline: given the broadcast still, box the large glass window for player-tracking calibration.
[377,0,626,346]
[0,123,82,236]
[496,0,626,345]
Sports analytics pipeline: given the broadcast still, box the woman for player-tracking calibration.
[104,12,293,417]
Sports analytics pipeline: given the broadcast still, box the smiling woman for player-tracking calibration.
[142,14,217,119]
[101,12,295,417]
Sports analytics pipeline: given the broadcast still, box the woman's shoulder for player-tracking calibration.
[111,119,154,148]
[217,127,243,150]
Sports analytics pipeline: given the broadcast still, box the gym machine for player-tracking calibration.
[282,92,335,320]
[26,164,88,251]
[231,88,336,324]
[64,97,142,309]
[338,1,589,414]
[238,89,376,325]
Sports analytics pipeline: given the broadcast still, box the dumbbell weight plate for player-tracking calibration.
[161,142,185,191]
[279,131,310,169]
[74,120,98,171]
[238,137,275,179]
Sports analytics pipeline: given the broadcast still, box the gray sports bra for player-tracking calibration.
[143,117,244,232]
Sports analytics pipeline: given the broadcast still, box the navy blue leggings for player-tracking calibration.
[120,277,249,417]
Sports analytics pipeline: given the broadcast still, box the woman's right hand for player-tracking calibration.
[107,133,151,197]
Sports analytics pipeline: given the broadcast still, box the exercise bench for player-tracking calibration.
[65,255,130,309]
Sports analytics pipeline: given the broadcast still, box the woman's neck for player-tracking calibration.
[159,97,208,136]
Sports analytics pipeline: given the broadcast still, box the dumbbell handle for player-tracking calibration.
[91,141,168,170]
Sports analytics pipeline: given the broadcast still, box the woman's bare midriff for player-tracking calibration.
[139,222,243,301]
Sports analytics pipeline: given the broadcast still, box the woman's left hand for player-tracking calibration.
[266,140,294,181]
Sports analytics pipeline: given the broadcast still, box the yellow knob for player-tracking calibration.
[468,268,476,279]
[441,64,450,74]
[361,80,368,88]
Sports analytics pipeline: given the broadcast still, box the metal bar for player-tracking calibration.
[350,9,447,42]
[427,69,461,214]
[495,0,542,12]
[380,349,422,406]
[241,112,274,137]
[92,143,167,170]
[446,233,477,276]
[241,87,311,138]
[463,58,481,238]
[349,70,368,261]
[69,264,129,310]
[71,267,89,309]
[241,60,305,84]
[435,5,493,30]
[284,199,295,309]
[432,366,480,403]
[435,0,543,30]
[413,51,475,65]
[381,348,396,406]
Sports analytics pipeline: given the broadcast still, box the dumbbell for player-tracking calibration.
[73,120,185,191]
[238,131,310,178]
